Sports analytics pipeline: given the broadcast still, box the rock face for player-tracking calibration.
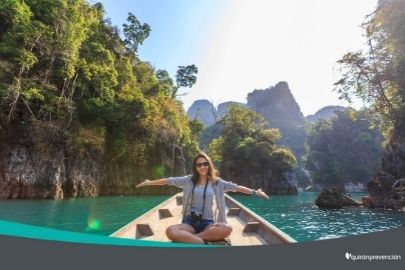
[268,177,298,194]
[247,81,306,157]
[363,118,405,211]
[0,123,101,199]
[226,169,298,195]
[315,188,361,208]
[187,100,217,127]
[0,121,181,199]
[305,106,346,123]
[217,102,246,118]
[362,171,405,211]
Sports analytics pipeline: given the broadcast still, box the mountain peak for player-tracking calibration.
[187,100,217,126]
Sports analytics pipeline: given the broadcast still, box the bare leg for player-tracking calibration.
[166,224,205,244]
[196,223,232,241]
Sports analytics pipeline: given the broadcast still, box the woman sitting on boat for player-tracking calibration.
[136,152,269,244]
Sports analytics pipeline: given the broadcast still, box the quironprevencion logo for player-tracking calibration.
[345,252,401,262]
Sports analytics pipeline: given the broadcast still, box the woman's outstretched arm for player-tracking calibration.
[136,178,169,188]
[236,185,270,199]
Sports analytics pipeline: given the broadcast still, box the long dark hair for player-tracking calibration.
[191,153,218,185]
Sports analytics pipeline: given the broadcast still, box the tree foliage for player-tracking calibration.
[334,0,405,140]
[123,12,151,53]
[0,0,200,190]
[305,109,383,188]
[208,105,296,192]
[172,64,198,97]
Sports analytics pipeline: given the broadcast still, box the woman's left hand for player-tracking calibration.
[256,188,270,200]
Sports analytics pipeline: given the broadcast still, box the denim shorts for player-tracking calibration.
[183,215,214,233]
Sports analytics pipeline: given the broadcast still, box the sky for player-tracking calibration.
[98,0,378,116]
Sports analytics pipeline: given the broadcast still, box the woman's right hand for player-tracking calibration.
[136,180,150,188]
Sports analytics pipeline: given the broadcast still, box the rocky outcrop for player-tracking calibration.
[305,106,346,123]
[0,122,101,199]
[363,118,405,211]
[362,171,405,211]
[315,188,361,208]
[187,100,217,127]
[247,81,306,157]
[269,179,298,195]
[0,121,184,199]
[247,82,305,124]
[224,170,298,195]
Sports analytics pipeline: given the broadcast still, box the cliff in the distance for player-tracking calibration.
[187,100,247,127]
[306,106,347,123]
[217,102,246,118]
[247,82,307,158]
[186,100,217,127]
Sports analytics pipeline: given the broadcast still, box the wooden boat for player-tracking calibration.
[110,193,297,246]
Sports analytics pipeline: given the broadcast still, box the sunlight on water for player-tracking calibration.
[86,218,101,231]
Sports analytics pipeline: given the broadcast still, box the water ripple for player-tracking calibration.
[232,192,405,242]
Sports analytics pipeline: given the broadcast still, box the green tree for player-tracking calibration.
[305,109,383,189]
[334,0,405,178]
[156,69,174,96]
[208,105,297,194]
[0,0,201,197]
[172,64,198,97]
[122,12,151,53]
[334,0,405,141]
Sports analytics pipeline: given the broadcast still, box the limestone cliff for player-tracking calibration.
[217,102,246,118]
[0,121,182,199]
[247,82,306,158]
[186,100,217,127]
[0,122,101,199]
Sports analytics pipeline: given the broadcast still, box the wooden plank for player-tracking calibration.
[224,194,297,244]
[227,207,241,216]
[226,215,267,246]
[158,208,173,219]
[176,196,183,205]
[243,221,260,233]
[136,224,154,238]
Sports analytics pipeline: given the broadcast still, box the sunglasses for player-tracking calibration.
[196,162,209,168]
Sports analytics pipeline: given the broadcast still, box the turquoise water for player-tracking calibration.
[0,195,169,236]
[0,192,404,242]
[234,192,405,242]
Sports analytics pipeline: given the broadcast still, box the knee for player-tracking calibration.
[165,225,177,240]
[218,223,233,237]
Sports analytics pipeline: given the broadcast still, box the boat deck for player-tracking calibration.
[110,193,296,246]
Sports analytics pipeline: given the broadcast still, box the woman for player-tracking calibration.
[136,153,269,244]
